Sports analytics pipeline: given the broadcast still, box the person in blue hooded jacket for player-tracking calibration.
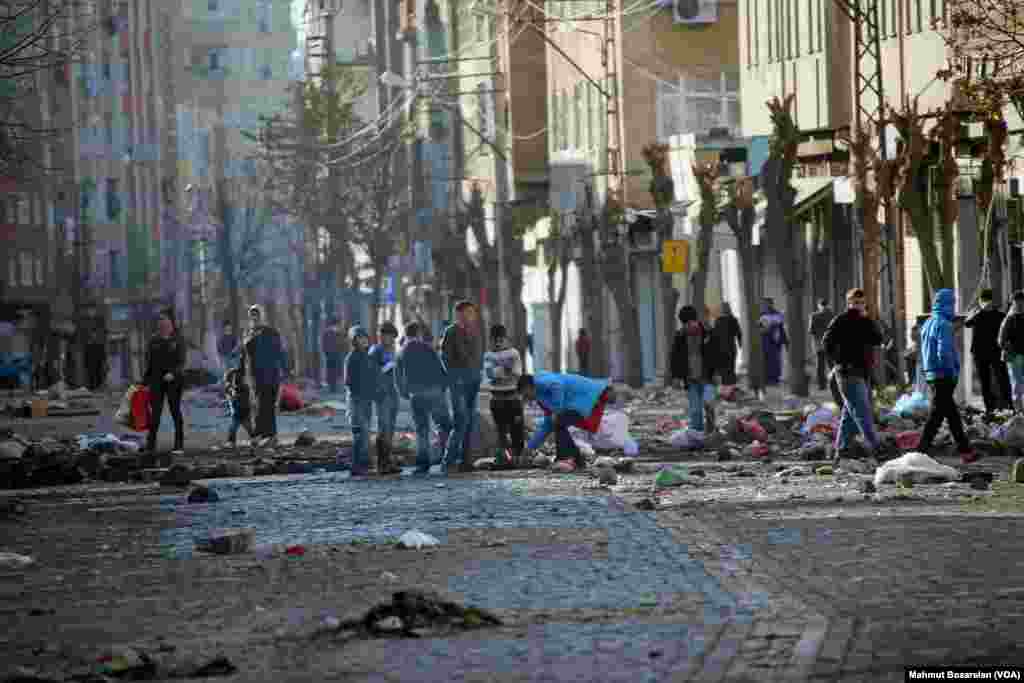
[518,372,614,469]
[918,288,978,463]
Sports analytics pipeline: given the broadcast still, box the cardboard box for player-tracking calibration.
[30,399,48,418]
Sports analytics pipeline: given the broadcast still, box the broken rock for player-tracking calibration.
[195,528,255,555]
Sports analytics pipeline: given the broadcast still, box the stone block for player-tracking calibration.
[195,528,255,555]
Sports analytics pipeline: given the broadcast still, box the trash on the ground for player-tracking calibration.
[552,460,576,473]
[279,383,304,412]
[893,391,929,419]
[654,467,691,489]
[993,415,1024,447]
[330,590,502,638]
[747,441,770,458]
[837,458,871,474]
[740,418,768,441]
[623,438,639,456]
[397,530,440,549]
[775,466,810,478]
[294,430,316,447]
[894,431,921,451]
[473,457,496,471]
[194,528,255,555]
[598,467,618,486]
[189,655,238,678]
[284,544,307,556]
[532,453,553,469]
[874,452,959,487]
[963,472,993,490]
[815,465,834,476]
[635,498,656,510]
[0,439,26,460]
[669,428,705,450]
[0,551,35,569]
[614,458,635,473]
[593,456,617,469]
[186,484,219,504]
[382,571,399,582]
[96,647,155,678]
[801,406,836,435]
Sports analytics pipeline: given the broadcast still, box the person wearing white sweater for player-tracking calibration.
[483,324,525,467]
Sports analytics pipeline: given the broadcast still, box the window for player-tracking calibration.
[109,250,123,288]
[585,84,593,150]
[259,63,272,79]
[256,0,271,32]
[106,178,120,221]
[766,0,773,61]
[19,252,32,287]
[209,48,222,72]
[209,0,219,11]
[746,0,753,66]
[475,14,486,42]
[574,83,582,150]
[102,60,111,80]
[655,79,683,140]
[818,0,824,53]
[807,0,814,53]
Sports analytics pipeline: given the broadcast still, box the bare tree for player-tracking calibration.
[545,215,571,371]
[763,94,808,397]
[690,161,718,328]
[722,177,766,393]
[602,188,645,388]
[642,142,681,386]
[1,0,95,177]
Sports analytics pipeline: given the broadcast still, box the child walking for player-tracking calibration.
[224,367,253,448]
[483,324,525,468]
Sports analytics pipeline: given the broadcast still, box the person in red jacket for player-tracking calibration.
[575,328,592,377]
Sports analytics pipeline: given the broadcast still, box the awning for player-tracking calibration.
[791,176,835,219]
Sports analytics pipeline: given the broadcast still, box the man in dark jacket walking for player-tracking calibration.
[670,305,714,432]
[809,299,834,391]
[711,302,742,386]
[241,304,288,447]
[396,321,452,474]
[145,307,186,456]
[964,289,1011,415]
[441,301,483,473]
[822,289,883,460]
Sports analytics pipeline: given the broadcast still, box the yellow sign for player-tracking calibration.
[662,240,689,274]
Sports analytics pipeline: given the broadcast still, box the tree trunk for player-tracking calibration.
[738,242,765,392]
[659,210,682,387]
[579,221,607,378]
[689,219,714,318]
[604,244,644,388]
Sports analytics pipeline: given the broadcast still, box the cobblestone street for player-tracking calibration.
[2,455,1023,682]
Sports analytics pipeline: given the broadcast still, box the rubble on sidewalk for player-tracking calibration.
[316,589,502,640]
[194,528,255,555]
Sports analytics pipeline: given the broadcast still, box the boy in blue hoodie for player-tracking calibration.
[519,372,614,469]
[918,288,977,463]
[369,321,402,475]
[396,322,452,474]
[344,325,378,476]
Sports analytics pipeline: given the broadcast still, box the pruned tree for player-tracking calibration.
[722,177,765,392]
[0,0,94,178]
[545,213,572,372]
[642,142,681,386]
[602,188,645,388]
[763,94,808,397]
[691,161,719,321]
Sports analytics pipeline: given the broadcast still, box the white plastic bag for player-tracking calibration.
[873,452,959,487]
[590,410,631,450]
[669,428,705,450]
[397,530,440,549]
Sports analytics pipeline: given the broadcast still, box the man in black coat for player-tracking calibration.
[964,288,1012,414]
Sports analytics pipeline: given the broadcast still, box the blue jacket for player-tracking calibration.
[920,288,960,381]
[241,326,288,386]
[395,339,448,397]
[527,373,611,450]
[368,343,399,397]
[344,349,380,400]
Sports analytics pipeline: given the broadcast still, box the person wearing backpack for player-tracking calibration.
[822,289,883,461]
[918,288,978,464]
[999,290,1024,414]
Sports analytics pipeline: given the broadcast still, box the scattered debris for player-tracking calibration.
[874,452,959,487]
[396,530,440,549]
[294,430,316,448]
[194,528,255,555]
[598,467,618,486]
[317,590,502,640]
[0,551,34,569]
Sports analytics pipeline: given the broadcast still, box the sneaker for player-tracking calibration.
[959,449,980,464]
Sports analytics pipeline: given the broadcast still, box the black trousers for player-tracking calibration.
[147,380,184,451]
[920,378,970,453]
[974,355,1011,413]
[719,353,738,385]
[253,382,279,438]
[490,395,525,455]
[816,351,829,391]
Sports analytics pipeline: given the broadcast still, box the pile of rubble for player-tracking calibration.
[0,382,102,419]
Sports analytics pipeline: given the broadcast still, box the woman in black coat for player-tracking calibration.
[145,307,186,455]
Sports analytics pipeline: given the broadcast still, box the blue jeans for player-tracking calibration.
[410,389,453,471]
[835,375,879,451]
[349,397,374,473]
[376,391,399,440]
[446,379,481,467]
[687,382,706,432]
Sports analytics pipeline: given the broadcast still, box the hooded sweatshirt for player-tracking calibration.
[920,288,960,381]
